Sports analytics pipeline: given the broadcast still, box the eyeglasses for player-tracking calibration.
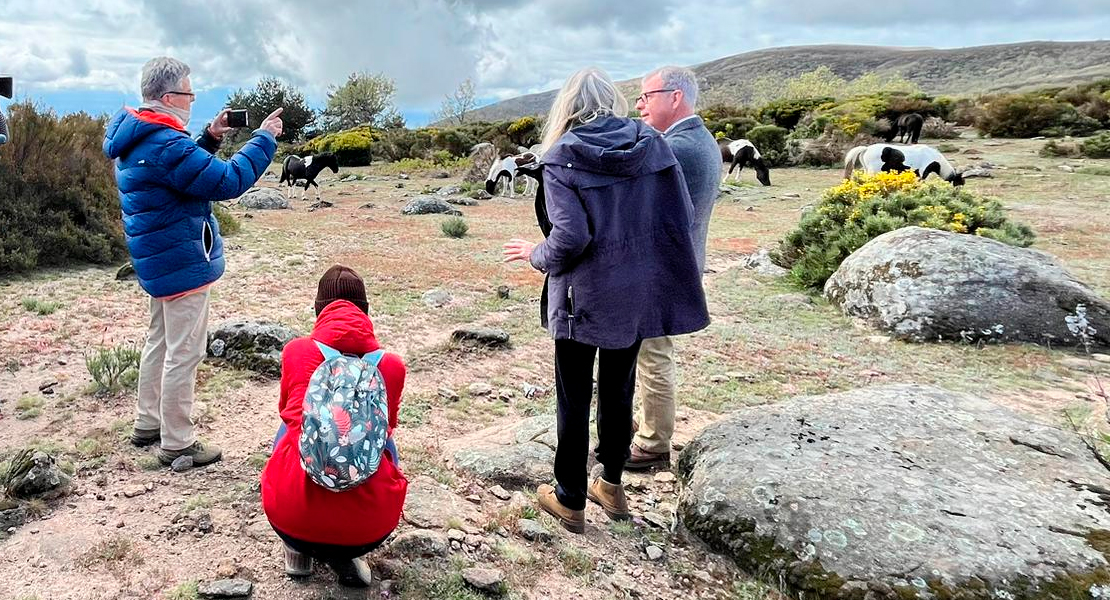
[637,88,675,104]
[163,90,196,99]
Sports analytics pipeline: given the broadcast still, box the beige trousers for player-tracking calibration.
[134,290,210,451]
[632,335,676,453]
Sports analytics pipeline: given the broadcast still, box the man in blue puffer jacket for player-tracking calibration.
[104,56,283,467]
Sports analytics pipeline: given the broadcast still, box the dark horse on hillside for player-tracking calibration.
[280,152,340,201]
[885,113,924,144]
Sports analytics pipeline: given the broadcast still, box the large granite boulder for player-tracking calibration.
[207,321,302,377]
[236,187,290,210]
[679,384,1110,600]
[824,227,1110,348]
[4,450,72,499]
[401,196,462,216]
[447,416,558,488]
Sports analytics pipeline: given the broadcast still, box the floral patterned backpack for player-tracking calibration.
[299,341,389,491]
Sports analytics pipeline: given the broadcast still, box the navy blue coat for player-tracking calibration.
[103,109,276,298]
[531,116,710,349]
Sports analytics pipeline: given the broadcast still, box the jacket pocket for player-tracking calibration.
[202,219,214,261]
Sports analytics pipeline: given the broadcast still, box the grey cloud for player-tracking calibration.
[69,48,90,77]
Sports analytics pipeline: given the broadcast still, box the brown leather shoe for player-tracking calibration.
[587,477,630,521]
[624,443,670,471]
[536,484,585,534]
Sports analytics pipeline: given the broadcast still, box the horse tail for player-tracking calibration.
[843,146,866,179]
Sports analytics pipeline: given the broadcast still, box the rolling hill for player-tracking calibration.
[462,41,1110,123]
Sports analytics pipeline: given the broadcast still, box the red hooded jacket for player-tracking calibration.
[261,300,407,545]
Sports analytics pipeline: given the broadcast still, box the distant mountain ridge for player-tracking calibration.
[461,41,1110,123]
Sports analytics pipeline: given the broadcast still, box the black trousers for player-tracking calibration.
[274,526,390,563]
[553,337,642,510]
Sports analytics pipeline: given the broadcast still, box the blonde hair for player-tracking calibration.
[540,67,629,152]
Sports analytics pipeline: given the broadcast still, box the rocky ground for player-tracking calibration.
[1,133,1108,600]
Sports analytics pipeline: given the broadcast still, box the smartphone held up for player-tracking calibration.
[227,109,249,128]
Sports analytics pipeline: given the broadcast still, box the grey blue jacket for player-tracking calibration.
[531,115,710,349]
[665,116,721,272]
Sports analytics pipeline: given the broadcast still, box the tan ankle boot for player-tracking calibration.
[587,477,631,521]
[536,484,585,534]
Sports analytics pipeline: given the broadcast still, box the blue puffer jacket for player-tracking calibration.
[103,109,276,298]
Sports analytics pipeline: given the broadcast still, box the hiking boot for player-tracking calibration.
[536,483,585,534]
[283,545,313,578]
[587,476,631,521]
[130,427,161,447]
[624,443,670,471]
[157,439,223,466]
[327,556,374,588]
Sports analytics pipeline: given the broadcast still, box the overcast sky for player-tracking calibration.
[1,0,1108,126]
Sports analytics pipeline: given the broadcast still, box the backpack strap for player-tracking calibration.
[362,349,385,367]
[314,340,342,361]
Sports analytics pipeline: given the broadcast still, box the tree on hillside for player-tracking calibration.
[436,78,478,125]
[321,71,402,132]
[224,77,314,143]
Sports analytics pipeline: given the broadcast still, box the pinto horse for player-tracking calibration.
[280,152,339,201]
[843,143,964,186]
[718,138,771,186]
[486,149,540,198]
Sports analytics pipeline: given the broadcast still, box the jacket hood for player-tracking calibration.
[310,300,380,355]
[103,108,187,160]
[541,115,677,178]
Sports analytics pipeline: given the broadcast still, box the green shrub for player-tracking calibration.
[977,93,1102,138]
[759,97,833,129]
[1080,131,1110,158]
[21,298,61,316]
[778,171,1035,289]
[0,102,127,274]
[212,203,240,236]
[298,126,377,166]
[431,128,478,157]
[441,217,469,238]
[507,115,540,147]
[746,124,790,166]
[85,344,141,395]
[705,116,758,141]
[369,128,434,162]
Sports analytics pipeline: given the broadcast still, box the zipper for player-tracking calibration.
[202,219,213,262]
[567,285,575,339]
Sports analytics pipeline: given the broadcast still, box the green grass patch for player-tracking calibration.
[1077,165,1110,176]
[15,396,44,420]
[558,547,595,577]
[164,580,199,600]
[21,297,61,315]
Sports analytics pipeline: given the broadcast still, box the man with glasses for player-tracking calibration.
[627,66,721,470]
[104,56,284,468]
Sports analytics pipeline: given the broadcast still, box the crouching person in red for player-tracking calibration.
[261,265,408,587]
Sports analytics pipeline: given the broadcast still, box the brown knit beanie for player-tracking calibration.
[314,265,369,315]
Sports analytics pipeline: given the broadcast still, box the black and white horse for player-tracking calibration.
[843,143,964,186]
[486,149,540,198]
[885,113,924,144]
[280,152,339,201]
[718,138,771,186]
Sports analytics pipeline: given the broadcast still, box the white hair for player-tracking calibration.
[644,65,699,110]
[141,57,190,101]
[540,67,629,152]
